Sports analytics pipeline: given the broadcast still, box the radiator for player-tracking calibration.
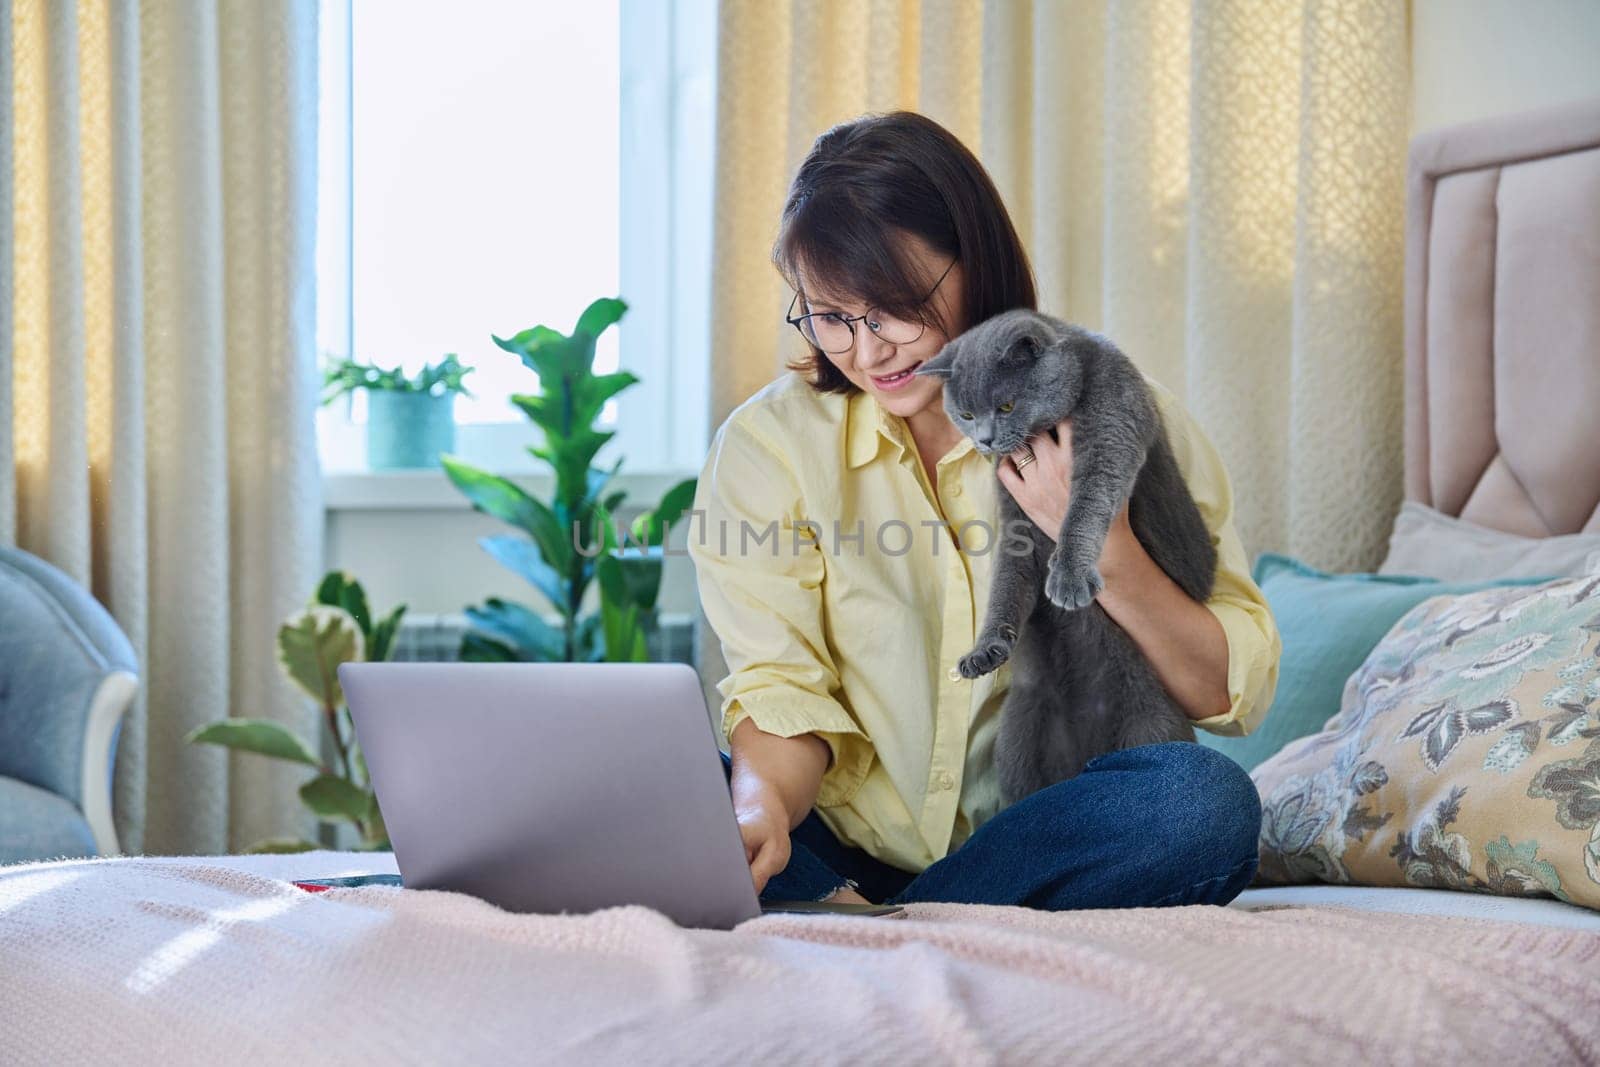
[389,611,699,666]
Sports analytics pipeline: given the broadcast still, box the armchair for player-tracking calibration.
[0,546,139,865]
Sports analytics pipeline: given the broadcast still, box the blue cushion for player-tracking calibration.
[0,774,96,866]
[1198,553,1553,772]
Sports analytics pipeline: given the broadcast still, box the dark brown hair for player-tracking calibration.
[773,110,1037,393]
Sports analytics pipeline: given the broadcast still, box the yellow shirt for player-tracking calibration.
[688,370,1280,873]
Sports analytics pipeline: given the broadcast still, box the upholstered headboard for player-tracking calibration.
[1404,95,1600,537]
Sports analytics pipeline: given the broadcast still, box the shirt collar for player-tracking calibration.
[845,389,903,468]
[845,389,976,470]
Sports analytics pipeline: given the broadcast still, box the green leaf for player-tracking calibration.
[574,297,627,340]
[314,571,349,610]
[314,571,403,660]
[299,774,373,822]
[564,501,617,594]
[459,630,522,662]
[596,552,628,604]
[412,352,475,397]
[277,606,365,706]
[439,454,543,528]
[510,379,633,445]
[479,535,565,614]
[573,370,638,420]
[464,597,565,660]
[577,368,637,405]
[246,837,323,854]
[493,324,566,355]
[567,506,612,599]
[574,612,607,663]
[507,391,566,440]
[519,369,636,434]
[312,570,374,641]
[536,426,614,515]
[566,299,628,376]
[337,582,373,641]
[492,326,570,386]
[586,460,624,512]
[368,604,408,663]
[362,792,389,849]
[352,741,370,789]
[186,718,322,767]
[601,605,647,662]
[629,477,698,549]
[608,549,665,612]
[596,556,648,662]
[441,455,571,571]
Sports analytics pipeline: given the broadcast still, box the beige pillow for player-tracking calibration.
[1379,501,1600,581]
[1251,572,1600,909]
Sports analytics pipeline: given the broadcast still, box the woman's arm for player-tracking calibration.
[1096,506,1232,722]
[728,718,832,894]
[688,413,876,807]
[728,717,830,830]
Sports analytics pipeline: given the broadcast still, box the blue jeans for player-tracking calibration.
[719,741,1262,910]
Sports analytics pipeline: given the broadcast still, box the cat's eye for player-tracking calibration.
[959,411,974,420]
[998,402,1014,413]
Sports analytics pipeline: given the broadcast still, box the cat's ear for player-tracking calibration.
[1011,317,1054,361]
[915,344,957,379]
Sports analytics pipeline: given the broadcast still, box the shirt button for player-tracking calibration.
[934,770,955,791]
[948,481,964,498]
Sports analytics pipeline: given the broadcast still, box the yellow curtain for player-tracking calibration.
[3,0,322,854]
[710,0,1411,573]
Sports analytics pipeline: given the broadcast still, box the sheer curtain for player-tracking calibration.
[708,0,1411,574]
[1,0,322,854]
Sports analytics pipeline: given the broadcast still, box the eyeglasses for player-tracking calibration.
[785,258,958,355]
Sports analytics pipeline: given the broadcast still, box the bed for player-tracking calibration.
[6,98,1600,1066]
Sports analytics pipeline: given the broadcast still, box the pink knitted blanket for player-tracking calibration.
[3,852,1597,1064]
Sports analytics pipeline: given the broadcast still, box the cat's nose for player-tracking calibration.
[974,431,993,447]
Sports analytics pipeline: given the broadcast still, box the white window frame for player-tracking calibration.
[317,0,714,497]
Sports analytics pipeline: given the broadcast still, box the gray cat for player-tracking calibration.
[913,309,1217,807]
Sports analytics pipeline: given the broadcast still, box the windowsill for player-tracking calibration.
[321,467,699,511]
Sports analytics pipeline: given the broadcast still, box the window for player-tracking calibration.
[317,0,715,478]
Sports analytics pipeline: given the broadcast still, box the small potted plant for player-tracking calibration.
[186,571,406,853]
[321,353,475,470]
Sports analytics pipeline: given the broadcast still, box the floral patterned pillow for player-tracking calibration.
[1250,572,1600,909]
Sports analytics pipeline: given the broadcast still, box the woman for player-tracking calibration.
[687,111,1281,910]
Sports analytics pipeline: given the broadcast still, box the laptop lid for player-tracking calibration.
[339,661,762,930]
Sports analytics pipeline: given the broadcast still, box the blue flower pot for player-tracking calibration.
[366,391,456,470]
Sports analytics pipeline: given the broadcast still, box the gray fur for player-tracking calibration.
[914,309,1217,807]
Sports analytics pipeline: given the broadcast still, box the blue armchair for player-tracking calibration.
[0,545,139,865]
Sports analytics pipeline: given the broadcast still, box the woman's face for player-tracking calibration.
[797,235,964,421]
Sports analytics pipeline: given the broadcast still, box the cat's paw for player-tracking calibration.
[957,625,1017,679]
[1045,556,1103,610]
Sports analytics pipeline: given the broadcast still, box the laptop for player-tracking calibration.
[339,661,903,929]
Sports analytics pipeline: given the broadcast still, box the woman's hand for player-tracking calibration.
[727,717,828,894]
[734,786,793,895]
[996,417,1135,565]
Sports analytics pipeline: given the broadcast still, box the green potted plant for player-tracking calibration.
[321,353,475,470]
[186,572,406,853]
[442,297,697,663]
